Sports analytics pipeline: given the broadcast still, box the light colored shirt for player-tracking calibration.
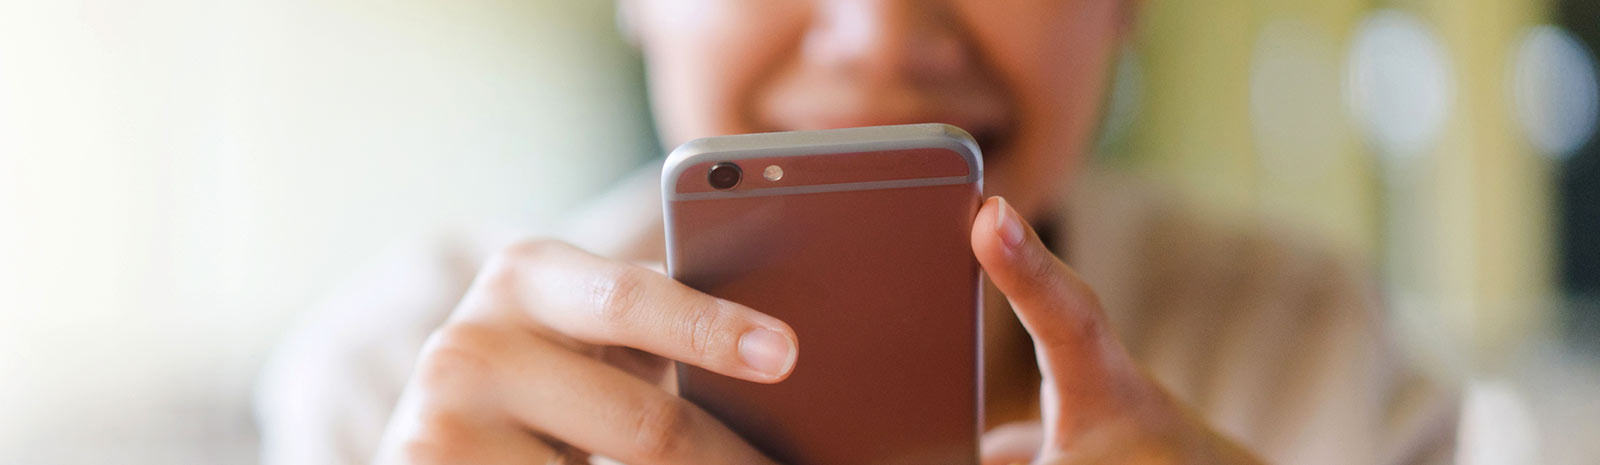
[256,166,1458,465]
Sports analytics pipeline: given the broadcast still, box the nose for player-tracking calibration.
[804,0,972,84]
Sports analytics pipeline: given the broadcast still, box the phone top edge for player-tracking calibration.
[660,123,983,202]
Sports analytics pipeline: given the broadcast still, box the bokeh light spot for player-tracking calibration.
[1512,25,1599,160]
[1346,10,1455,162]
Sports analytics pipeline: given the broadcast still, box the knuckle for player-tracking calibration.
[683,299,726,358]
[626,398,697,462]
[500,237,568,261]
[392,410,479,465]
[414,324,502,395]
[1073,312,1105,342]
[397,431,473,465]
[397,440,464,465]
[591,265,649,332]
[1026,254,1058,284]
[481,239,567,292]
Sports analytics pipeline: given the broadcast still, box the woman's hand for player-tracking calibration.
[372,197,1263,465]
[372,240,795,465]
[972,197,1265,465]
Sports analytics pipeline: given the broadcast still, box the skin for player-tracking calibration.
[374,1,1266,464]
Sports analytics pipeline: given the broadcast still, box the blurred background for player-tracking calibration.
[0,0,1595,464]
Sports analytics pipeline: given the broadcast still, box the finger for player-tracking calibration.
[969,196,1124,373]
[375,385,568,465]
[476,240,798,383]
[981,421,1044,465]
[415,323,781,465]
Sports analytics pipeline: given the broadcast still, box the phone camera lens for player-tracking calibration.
[707,162,742,190]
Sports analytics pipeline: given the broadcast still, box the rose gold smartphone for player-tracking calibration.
[662,124,983,465]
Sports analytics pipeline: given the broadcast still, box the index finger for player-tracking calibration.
[473,240,798,383]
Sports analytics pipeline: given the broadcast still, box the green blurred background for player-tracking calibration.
[1104,0,1600,366]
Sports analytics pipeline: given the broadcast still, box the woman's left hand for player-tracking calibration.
[971,197,1265,465]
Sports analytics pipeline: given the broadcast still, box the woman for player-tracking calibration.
[258,1,1459,464]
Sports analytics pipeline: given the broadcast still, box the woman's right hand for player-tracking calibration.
[372,239,798,465]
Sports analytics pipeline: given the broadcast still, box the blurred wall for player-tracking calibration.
[0,0,654,462]
[1101,0,1565,371]
[1556,0,1600,347]
[1101,2,1600,462]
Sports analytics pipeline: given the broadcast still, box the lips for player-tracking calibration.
[752,72,1016,163]
[764,113,1013,164]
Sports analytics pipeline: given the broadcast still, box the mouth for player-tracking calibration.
[785,115,1014,165]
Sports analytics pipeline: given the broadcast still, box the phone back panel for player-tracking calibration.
[663,124,983,465]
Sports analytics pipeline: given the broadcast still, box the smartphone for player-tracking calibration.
[662,123,984,465]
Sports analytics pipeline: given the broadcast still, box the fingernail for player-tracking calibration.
[995,197,1025,250]
[739,327,796,377]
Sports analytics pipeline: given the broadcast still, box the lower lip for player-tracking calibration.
[771,118,1011,162]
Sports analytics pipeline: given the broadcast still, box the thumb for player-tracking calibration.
[972,196,1144,447]
[980,421,1044,465]
[971,196,1119,372]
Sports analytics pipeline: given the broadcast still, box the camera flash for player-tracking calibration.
[763,165,784,181]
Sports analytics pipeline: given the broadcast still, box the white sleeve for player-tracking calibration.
[253,165,664,465]
[254,236,477,465]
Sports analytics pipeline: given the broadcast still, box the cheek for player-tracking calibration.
[640,2,811,148]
